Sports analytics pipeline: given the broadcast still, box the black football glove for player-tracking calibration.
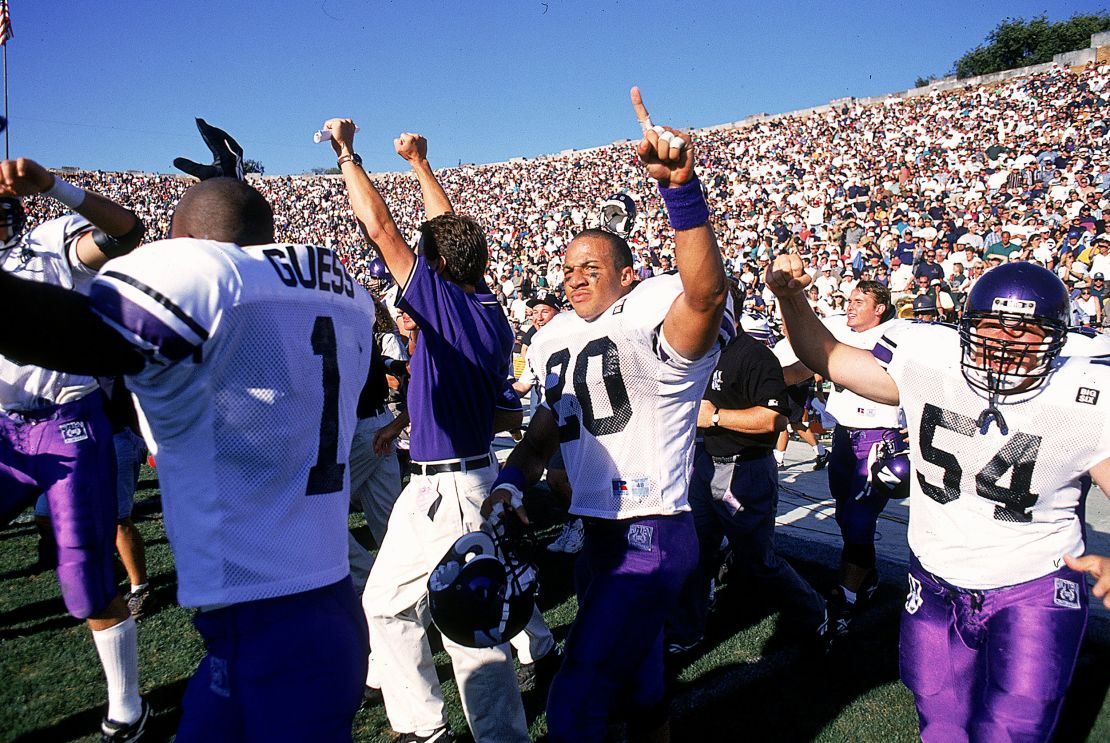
[173,118,244,181]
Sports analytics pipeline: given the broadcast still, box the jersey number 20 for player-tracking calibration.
[546,338,632,442]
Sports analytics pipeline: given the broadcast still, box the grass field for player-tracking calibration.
[2,466,1108,742]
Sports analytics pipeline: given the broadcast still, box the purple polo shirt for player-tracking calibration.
[399,256,519,462]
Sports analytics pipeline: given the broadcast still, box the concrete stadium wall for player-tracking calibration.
[1055,48,1097,67]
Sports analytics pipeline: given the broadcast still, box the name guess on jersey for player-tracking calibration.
[263,245,356,298]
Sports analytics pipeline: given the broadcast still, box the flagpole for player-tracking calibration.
[3,43,8,158]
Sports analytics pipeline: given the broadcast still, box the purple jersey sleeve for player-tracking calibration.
[88,240,229,366]
[397,256,516,460]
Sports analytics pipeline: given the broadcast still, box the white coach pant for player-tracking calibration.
[363,464,529,742]
[350,409,403,544]
[511,605,554,665]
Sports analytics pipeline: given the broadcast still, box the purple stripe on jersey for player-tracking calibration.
[399,256,515,461]
[871,342,894,366]
[89,284,198,362]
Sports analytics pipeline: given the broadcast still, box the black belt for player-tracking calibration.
[711,448,772,465]
[410,453,494,476]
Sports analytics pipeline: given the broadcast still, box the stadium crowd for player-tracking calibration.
[6,58,1110,743]
[21,60,1110,331]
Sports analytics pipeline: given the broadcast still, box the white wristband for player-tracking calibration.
[493,484,525,511]
[45,177,86,209]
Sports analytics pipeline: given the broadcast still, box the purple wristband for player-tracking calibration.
[659,176,710,231]
[493,464,527,491]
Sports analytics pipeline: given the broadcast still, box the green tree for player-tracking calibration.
[243,158,265,175]
[953,13,1110,79]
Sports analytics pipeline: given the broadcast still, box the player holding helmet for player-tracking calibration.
[768,257,1110,742]
[483,87,729,742]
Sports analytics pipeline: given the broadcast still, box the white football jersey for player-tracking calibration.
[528,274,720,519]
[875,321,1110,589]
[89,238,374,607]
[823,315,904,429]
[0,216,99,410]
[1062,329,1110,358]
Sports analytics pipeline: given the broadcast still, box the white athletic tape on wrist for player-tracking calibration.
[495,484,525,511]
[313,124,361,144]
[45,177,86,209]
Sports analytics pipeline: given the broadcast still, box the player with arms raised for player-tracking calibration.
[767,255,1110,742]
[483,87,729,743]
[0,141,375,739]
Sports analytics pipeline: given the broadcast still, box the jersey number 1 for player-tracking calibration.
[306,316,345,495]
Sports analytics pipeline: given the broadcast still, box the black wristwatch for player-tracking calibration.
[711,406,720,427]
[337,152,363,168]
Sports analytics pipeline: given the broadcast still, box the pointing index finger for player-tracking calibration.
[630,86,653,133]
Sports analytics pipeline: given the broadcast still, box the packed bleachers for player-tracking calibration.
[24,60,1110,328]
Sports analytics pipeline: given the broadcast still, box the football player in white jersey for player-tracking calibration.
[483,88,729,743]
[0,158,150,740]
[767,257,1110,743]
[814,281,906,637]
[0,174,375,742]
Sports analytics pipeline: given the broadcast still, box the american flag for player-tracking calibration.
[0,1,12,47]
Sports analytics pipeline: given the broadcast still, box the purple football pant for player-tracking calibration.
[828,426,897,547]
[0,394,117,619]
[546,512,696,743]
[900,555,1088,743]
[176,577,368,743]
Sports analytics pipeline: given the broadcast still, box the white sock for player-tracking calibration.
[129,582,148,595]
[815,443,827,456]
[92,616,142,724]
[774,450,784,464]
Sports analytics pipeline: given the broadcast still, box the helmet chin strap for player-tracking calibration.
[976,369,1009,435]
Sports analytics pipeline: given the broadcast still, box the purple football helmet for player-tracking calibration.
[428,516,536,648]
[368,258,391,282]
[958,261,1069,397]
[0,197,26,251]
[600,192,637,238]
[866,432,911,500]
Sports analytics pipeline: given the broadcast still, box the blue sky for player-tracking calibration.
[7,1,1107,174]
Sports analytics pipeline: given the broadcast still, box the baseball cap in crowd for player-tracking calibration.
[1095,273,1106,280]
[527,294,563,311]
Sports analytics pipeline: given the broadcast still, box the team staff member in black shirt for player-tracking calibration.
[668,313,828,651]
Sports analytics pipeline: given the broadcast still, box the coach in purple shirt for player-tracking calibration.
[327,119,528,743]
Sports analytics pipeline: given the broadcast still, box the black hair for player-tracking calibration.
[572,228,634,271]
[173,177,274,246]
[418,214,488,286]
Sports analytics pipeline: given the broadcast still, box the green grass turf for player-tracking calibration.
[2,468,1108,742]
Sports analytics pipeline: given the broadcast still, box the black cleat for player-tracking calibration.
[101,699,152,742]
[812,451,830,470]
[397,727,455,743]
